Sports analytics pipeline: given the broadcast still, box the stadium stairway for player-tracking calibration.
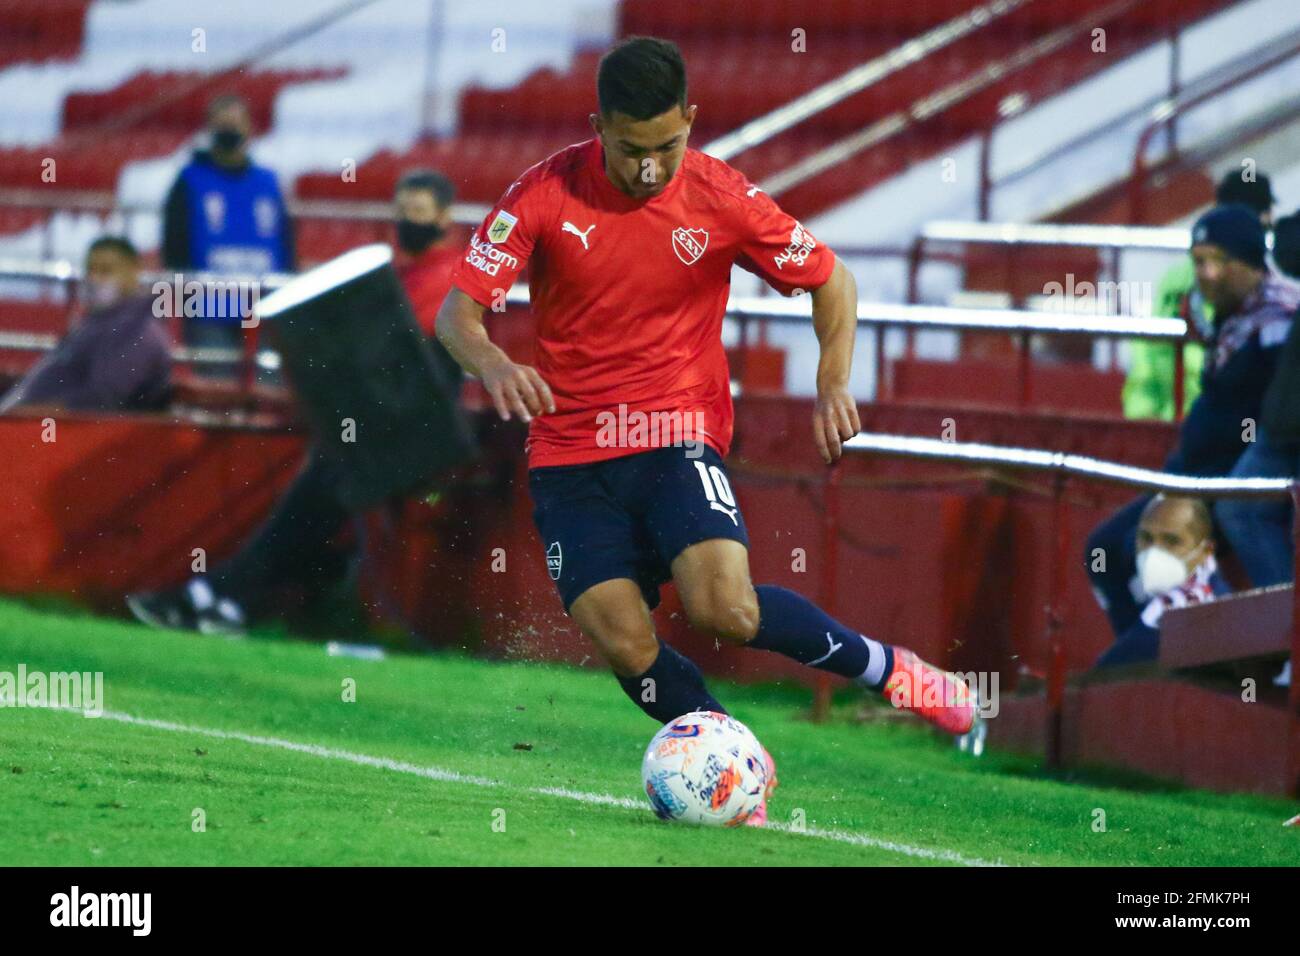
[294,0,1237,228]
[806,0,1296,297]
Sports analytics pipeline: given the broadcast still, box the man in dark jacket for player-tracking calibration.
[0,236,171,414]
[1213,210,1300,587]
[1085,205,1300,639]
[161,93,294,365]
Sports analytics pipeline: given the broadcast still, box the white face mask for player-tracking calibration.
[1135,545,1197,598]
[84,280,121,310]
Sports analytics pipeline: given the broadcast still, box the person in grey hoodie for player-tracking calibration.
[1,236,171,414]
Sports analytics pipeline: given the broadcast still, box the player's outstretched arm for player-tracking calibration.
[810,257,861,464]
[436,287,555,422]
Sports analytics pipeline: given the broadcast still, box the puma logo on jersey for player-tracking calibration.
[746,185,762,198]
[562,221,595,250]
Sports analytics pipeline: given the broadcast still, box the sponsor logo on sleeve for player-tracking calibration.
[774,221,817,271]
[465,234,519,276]
[487,209,518,244]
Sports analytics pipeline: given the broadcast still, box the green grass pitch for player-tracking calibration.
[0,598,1295,866]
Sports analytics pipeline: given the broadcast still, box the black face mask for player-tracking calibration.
[397,219,445,254]
[212,128,246,153]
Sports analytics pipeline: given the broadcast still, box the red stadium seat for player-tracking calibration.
[292,0,1237,223]
[0,0,91,69]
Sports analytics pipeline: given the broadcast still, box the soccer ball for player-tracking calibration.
[641,711,769,826]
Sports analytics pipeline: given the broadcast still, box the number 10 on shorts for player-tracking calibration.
[693,461,739,526]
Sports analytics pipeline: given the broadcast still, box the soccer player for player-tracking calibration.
[436,37,981,823]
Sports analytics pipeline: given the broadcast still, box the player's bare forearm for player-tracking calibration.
[809,258,861,463]
[811,257,857,390]
[436,287,555,422]
[435,288,507,379]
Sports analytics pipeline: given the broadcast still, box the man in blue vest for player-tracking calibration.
[161,93,295,373]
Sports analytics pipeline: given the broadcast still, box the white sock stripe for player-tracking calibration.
[856,635,888,687]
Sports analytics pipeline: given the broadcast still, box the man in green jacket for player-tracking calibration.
[1123,170,1276,420]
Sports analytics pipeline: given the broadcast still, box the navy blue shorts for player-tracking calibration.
[529,445,750,612]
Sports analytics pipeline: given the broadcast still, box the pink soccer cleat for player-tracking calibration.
[882,648,977,737]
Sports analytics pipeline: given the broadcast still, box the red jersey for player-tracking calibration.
[396,242,459,336]
[450,138,836,468]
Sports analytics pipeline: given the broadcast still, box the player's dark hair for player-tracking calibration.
[395,168,455,209]
[597,36,687,120]
[87,235,139,261]
[1215,169,1274,216]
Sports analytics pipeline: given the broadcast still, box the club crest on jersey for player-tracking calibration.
[672,227,709,266]
[487,209,518,244]
[546,541,563,580]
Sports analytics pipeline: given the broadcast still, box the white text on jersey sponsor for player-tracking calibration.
[465,233,519,276]
[774,222,817,271]
[595,404,709,459]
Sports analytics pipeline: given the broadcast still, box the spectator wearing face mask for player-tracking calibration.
[1086,204,1299,642]
[1094,495,1226,669]
[161,93,295,369]
[0,237,171,414]
[127,169,463,637]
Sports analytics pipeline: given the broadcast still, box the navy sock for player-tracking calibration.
[616,640,727,724]
[749,584,894,689]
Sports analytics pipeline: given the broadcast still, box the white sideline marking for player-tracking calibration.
[55,707,1005,866]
